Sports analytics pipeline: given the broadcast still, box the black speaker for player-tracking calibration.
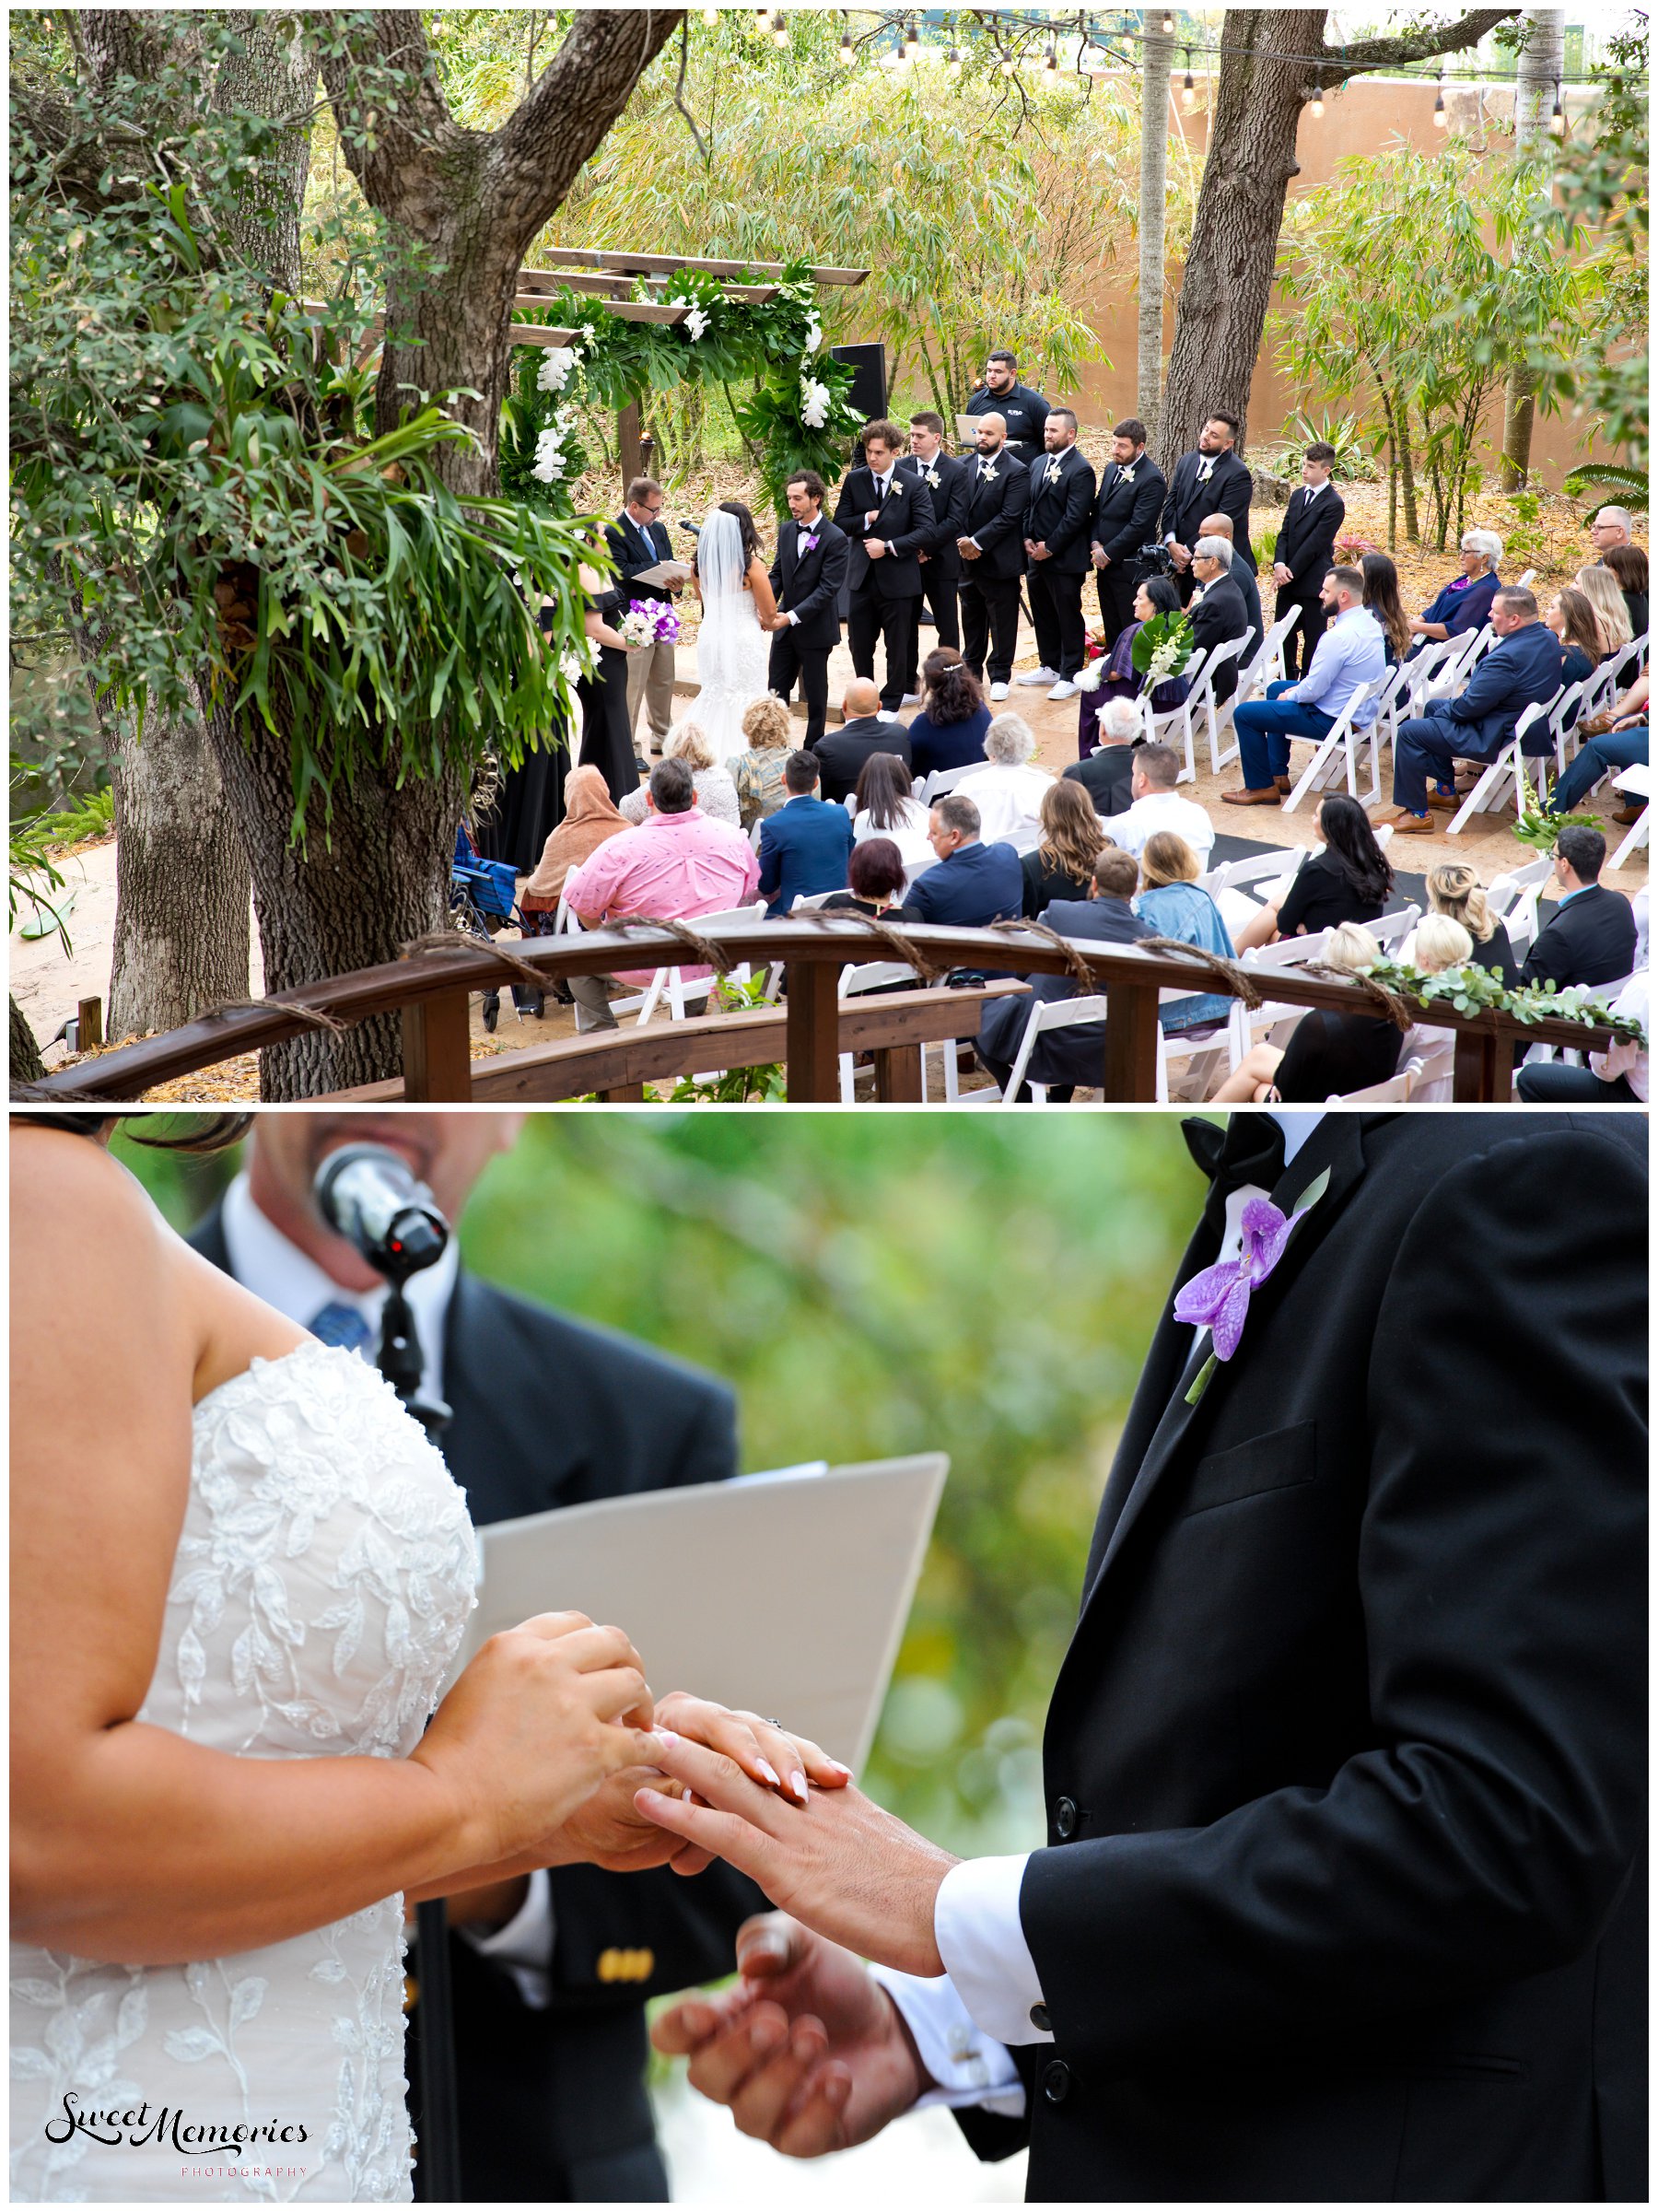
[832,343,888,423]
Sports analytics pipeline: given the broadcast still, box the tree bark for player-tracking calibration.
[1162,7,1519,458]
[11,996,47,1087]
[1499,6,1564,490]
[1138,14,1174,444]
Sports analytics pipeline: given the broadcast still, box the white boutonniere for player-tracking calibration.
[1120,465,1137,486]
[887,476,904,497]
[1189,586,1207,607]
[926,466,941,487]
[981,463,998,483]
[1045,460,1063,486]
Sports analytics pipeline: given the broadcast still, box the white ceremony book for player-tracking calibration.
[630,559,693,587]
[446,1455,948,1770]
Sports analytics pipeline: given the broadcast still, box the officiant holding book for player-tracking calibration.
[606,476,685,757]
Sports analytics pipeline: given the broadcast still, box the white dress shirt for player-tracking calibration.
[874,1111,1323,2113]
[220,1174,556,2008]
[1103,788,1217,866]
[1283,603,1387,729]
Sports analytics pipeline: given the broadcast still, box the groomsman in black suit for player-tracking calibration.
[766,469,849,750]
[900,410,969,698]
[605,476,684,757]
[1089,417,1168,652]
[833,418,936,714]
[1270,442,1347,676]
[1017,409,1098,702]
[1163,410,1255,603]
[954,413,1031,701]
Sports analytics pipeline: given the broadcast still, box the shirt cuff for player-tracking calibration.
[868,1964,1026,2117]
[934,1853,1054,2048]
[787,609,800,625]
[460,1867,553,2011]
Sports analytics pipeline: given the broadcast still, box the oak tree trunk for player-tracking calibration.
[11,996,47,1086]
[1499,7,1564,490]
[1138,15,1175,445]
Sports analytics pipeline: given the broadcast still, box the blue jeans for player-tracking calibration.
[1392,714,1472,813]
[1549,727,1649,813]
[1231,681,1334,789]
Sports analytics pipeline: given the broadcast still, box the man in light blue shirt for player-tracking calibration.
[1223,566,1386,806]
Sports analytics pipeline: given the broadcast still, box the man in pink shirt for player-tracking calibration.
[562,755,761,1028]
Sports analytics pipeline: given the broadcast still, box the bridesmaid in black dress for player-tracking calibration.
[574,564,640,806]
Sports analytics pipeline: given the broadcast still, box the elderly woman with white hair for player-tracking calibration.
[955,712,1055,854]
[1408,528,1503,648]
[618,718,741,825]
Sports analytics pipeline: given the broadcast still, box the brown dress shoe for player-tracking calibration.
[1390,811,1436,835]
[1273,775,1292,794]
[1611,801,1645,826]
[1222,787,1284,806]
[1423,787,1462,809]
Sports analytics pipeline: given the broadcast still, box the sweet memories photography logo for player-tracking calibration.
[42,2091,309,2171]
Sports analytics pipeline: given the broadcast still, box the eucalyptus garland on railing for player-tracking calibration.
[1364,956,1648,1047]
[499,257,866,518]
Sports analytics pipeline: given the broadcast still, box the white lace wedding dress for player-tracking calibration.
[10,1340,477,2204]
[691,507,773,758]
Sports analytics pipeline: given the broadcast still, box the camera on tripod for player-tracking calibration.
[1136,541,1176,578]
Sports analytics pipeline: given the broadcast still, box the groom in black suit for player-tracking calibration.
[187,1114,765,2205]
[648,1113,1647,2206]
[766,468,849,750]
[833,417,936,713]
[1163,409,1255,604]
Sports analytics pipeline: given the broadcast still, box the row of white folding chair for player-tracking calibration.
[1611,765,1652,872]
[1444,695,1560,834]
[916,763,978,806]
[1281,681,1382,812]
[1226,907,1419,1065]
[979,984,1208,1105]
[1204,621,1283,774]
[1142,642,1209,782]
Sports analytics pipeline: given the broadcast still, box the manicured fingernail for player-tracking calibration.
[826,1760,853,1780]
[791,1770,810,1802]
[656,1728,680,1747]
[756,1759,782,1788]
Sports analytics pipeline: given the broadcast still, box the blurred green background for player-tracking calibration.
[117,1112,1209,1856]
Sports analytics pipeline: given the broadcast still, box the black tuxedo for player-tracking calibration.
[1090,453,1168,649]
[1024,444,1099,680]
[834,464,936,711]
[1187,572,1250,703]
[900,451,969,685]
[957,1113,1646,2204]
[1163,448,1255,602]
[187,1206,764,2205]
[958,451,1031,685]
[604,510,675,603]
[1273,482,1347,676]
[1519,882,1639,992]
[767,514,849,746]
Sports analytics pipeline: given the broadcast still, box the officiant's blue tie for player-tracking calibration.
[309,1300,372,1353]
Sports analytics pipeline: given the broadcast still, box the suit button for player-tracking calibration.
[1054,1796,1078,1840]
[1042,2060,1071,2104]
[1030,2003,1051,2032]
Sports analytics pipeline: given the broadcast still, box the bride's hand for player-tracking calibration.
[413,1611,661,1869]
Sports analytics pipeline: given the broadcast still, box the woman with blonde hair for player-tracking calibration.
[1213,920,1405,1102]
[619,718,741,825]
[1423,859,1516,982]
[1574,563,1634,656]
[1022,778,1108,915]
[1133,831,1235,1031]
[728,696,793,829]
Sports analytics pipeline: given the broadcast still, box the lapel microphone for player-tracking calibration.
[314,1144,452,1434]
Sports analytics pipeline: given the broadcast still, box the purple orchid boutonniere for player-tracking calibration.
[800,532,820,553]
[1173,1165,1332,1405]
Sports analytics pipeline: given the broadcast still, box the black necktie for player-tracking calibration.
[1182,1113,1287,1200]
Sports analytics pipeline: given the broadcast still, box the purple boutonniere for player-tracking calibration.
[800,532,820,552]
[1173,1165,1332,1404]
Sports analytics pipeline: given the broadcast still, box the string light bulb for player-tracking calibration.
[755,7,769,28]
[1431,71,1446,127]
[947,44,963,76]
[903,16,920,60]
[1309,85,1325,118]
[1548,80,1565,135]
[999,50,1018,75]
[772,12,788,45]
[1044,38,1058,75]
[701,6,718,22]
[839,18,854,63]
[1181,51,1196,110]
[1160,9,1174,32]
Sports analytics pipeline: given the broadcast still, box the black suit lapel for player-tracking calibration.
[440,1270,583,1519]
[187,1199,233,1274]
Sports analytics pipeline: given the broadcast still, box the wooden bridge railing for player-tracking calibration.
[22,919,1627,1106]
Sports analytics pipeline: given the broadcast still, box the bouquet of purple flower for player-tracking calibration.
[619,599,683,650]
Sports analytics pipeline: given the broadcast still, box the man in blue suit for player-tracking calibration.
[1380,586,1565,834]
[756,750,855,917]
[896,793,1022,927]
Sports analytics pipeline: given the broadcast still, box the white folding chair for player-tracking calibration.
[1368,903,1423,955]
[1228,930,1331,1065]
[1206,848,1307,944]
[1232,605,1301,710]
[836,961,926,1102]
[917,763,978,807]
[1197,634,1252,775]
[1281,682,1381,812]
[1610,765,1652,871]
[1405,1031,1456,1102]
[789,890,838,914]
[630,900,766,1025]
[988,983,1201,1104]
[1143,643,1210,784]
[1326,1057,1421,1104]
[1487,853,1552,921]
[1445,696,1559,835]
[1517,568,1538,590]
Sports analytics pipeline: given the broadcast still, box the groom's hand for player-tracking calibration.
[652,1913,930,2157]
[635,1735,957,1976]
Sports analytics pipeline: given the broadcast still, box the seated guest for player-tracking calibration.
[895,793,1022,927]
[1548,671,1649,823]
[1589,504,1634,559]
[906,650,992,779]
[1232,790,1394,952]
[822,836,908,919]
[1132,830,1236,1032]
[812,677,912,804]
[1381,584,1564,833]
[1065,696,1140,815]
[1395,915,1477,1091]
[956,714,1054,855]
[975,845,1153,1101]
[1516,971,1649,1103]
[1199,509,1264,660]
[756,748,855,917]
[519,764,630,923]
[1186,536,1251,703]
[1225,565,1386,806]
[1360,550,1412,664]
[728,695,794,830]
[1211,922,1399,1102]
[1022,779,1108,915]
[562,755,760,1029]
[1420,860,1518,984]
[1521,824,1639,990]
[1103,739,1215,865]
[1574,562,1634,660]
[1603,541,1648,639]
[620,719,740,826]
[1408,529,1503,647]
[1078,575,1188,758]
[851,751,934,878]
[1548,585,1613,689]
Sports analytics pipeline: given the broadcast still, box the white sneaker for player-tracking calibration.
[1016,666,1059,686]
[1047,680,1079,701]
[901,692,923,706]
[989,681,1010,702]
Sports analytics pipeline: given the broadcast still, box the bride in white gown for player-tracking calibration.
[9,1117,847,2202]
[691,503,778,760]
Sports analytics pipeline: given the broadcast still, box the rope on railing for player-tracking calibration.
[398,929,549,997]
[604,913,743,975]
[1302,960,1415,1032]
[792,907,953,987]
[189,994,350,1036]
[986,919,1103,996]
[1128,936,1266,1012]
